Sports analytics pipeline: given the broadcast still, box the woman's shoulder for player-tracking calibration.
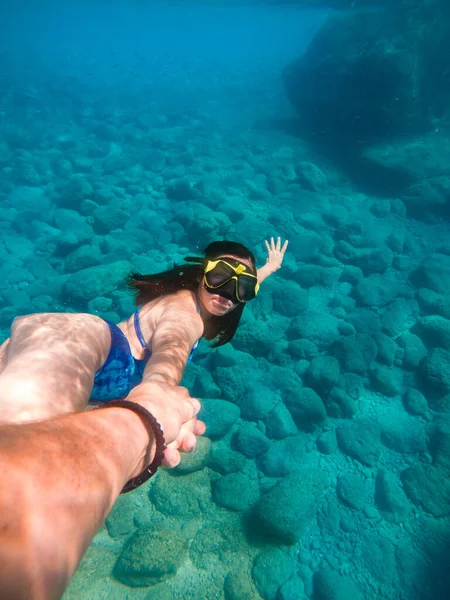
[140,291,203,341]
[143,290,198,313]
[137,291,200,329]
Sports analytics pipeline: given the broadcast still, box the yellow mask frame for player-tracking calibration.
[204,259,259,303]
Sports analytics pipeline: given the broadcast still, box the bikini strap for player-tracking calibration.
[134,307,149,351]
[134,297,200,361]
[186,292,202,363]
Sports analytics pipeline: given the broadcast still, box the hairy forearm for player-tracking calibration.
[0,408,152,600]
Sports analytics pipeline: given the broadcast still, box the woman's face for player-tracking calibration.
[198,254,255,316]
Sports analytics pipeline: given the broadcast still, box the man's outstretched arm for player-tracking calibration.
[0,406,152,600]
[0,383,203,600]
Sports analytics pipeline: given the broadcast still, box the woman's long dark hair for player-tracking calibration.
[127,241,257,347]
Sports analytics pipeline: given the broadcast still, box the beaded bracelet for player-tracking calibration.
[96,400,166,494]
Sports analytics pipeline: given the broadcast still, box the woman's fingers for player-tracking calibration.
[176,419,204,449]
[266,237,288,255]
[178,395,201,424]
[161,417,206,468]
[178,431,197,453]
[161,432,197,468]
[195,419,206,436]
[162,444,181,468]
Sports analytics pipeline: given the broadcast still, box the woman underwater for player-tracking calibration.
[0,237,288,470]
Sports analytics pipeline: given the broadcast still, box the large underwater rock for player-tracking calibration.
[252,547,296,600]
[114,523,187,587]
[363,131,450,219]
[313,567,363,600]
[402,465,450,517]
[284,2,450,144]
[252,470,328,544]
[283,0,450,218]
[61,260,132,307]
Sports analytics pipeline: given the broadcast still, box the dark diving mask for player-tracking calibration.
[203,259,259,304]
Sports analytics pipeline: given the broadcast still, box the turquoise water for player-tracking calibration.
[1,0,450,598]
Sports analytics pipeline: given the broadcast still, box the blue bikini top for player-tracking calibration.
[89,299,200,403]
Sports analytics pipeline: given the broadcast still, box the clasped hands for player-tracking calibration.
[126,381,205,469]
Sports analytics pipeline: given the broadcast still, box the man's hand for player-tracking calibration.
[126,381,206,468]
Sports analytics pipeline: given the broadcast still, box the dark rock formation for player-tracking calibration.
[283,0,450,213]
[284,1,450,145]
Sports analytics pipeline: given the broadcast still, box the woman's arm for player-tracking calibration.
[0,382,202,600]
[140,301,202,387]
[257,237,289,284]
[0,338,9,375]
